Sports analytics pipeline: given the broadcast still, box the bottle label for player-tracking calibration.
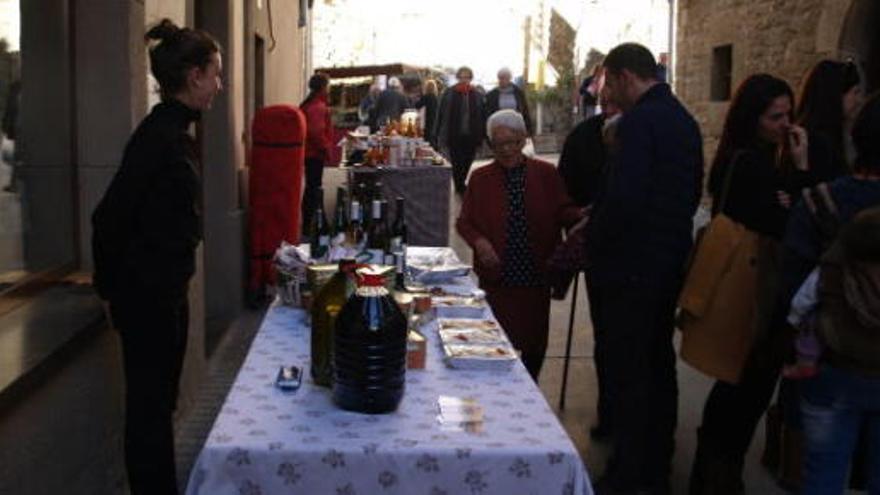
[373,200,381,219]
[384,253,395,266]
[351,203,361,221]
[319,235,330,247]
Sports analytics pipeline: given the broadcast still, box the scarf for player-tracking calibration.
[453,82,472,94]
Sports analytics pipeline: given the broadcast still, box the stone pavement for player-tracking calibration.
[174,155,787,494]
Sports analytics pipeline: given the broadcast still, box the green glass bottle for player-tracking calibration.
[310,258,357,387]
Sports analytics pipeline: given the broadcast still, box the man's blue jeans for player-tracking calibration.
[800,365,880,494]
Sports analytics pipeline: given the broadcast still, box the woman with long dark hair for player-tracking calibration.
[300,72,333,237]
[92,19,222,494]
[691,74,809,495]
[794,60,863,184]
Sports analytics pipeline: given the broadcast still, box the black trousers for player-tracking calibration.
[447,138,479,194]
[114,295,189,495]
[592,281,679,491]
[587,280,613,429]
[697,326,787,467]
[301,157,325,236]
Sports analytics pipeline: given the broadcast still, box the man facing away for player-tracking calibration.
[586,42,704,495]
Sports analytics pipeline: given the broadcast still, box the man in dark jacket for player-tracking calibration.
[372,77,409,131]
[484,68,532,136]
[586,43,704,495]
[435,66,485,194]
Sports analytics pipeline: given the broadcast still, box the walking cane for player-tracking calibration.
[559,273,579,410]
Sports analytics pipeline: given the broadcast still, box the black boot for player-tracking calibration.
[689,429,745,495]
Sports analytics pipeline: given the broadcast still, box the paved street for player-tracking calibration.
[174,156,787,494]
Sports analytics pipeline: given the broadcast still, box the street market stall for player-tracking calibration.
[317,63,446,166]
[185,247,592,495]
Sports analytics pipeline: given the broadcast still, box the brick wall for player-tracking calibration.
[675,0,854,164]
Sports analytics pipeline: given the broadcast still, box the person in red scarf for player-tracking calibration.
[300,73,333,236]
[435,66,485,194]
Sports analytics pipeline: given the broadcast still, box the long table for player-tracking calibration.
[186,251,592,495]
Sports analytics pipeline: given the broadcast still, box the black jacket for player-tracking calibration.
[586,83,704,289]
[415,93,439,142]
[372,88,409,130]
[710,147,789,239]
[557,113,607,207]
[484,85,533,135]
[92,99,202,302]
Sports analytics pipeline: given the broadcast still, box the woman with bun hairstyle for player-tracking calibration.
[91,19,222,494]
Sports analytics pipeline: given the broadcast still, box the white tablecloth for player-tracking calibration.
[186,275,592,495]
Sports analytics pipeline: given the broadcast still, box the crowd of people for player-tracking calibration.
[89,14,880,494]
[453,43,879,495]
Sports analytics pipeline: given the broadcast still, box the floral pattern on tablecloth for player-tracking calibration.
[186,274,592,495]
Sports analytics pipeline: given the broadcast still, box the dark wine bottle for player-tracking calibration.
[333,186,348,245]
[346,199,365,250]
[390,197,408,289]
[366,199,389,264]
[309,187,330,261]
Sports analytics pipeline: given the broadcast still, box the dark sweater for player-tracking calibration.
[415,93,438,142]
[372,88,409,130]
[585,83,704,289]
[557,113,607,207]
[780,176,880,308]
[92,99,202,302]
[710,147,789,239]
[484,85,533,135]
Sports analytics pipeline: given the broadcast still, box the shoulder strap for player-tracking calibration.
[716,150,744,213]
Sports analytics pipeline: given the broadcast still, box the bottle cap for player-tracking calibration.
[355,267,385,287]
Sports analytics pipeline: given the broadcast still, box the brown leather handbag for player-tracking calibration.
[678,155,761,384]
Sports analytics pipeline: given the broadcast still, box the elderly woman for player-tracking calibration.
[456,109,583,380]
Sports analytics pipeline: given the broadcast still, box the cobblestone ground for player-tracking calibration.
[174,155,786,494]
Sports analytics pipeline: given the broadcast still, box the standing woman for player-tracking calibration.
[793,60,864,187]
[435,66,485,194]
[300,73,333,237]
[690,74,809,494]
[91,19,222,495]
[456,110,582,380]
[415,79,439,147]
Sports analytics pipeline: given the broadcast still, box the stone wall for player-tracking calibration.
[675,0,854,164]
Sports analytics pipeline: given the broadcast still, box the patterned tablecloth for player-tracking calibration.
[186,274,592,495]
[346,165,452,247]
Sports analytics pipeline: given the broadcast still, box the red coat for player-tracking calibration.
[301,94,333,161]
[456,157,582,288]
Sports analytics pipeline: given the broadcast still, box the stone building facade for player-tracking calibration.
[675,0,879,162]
